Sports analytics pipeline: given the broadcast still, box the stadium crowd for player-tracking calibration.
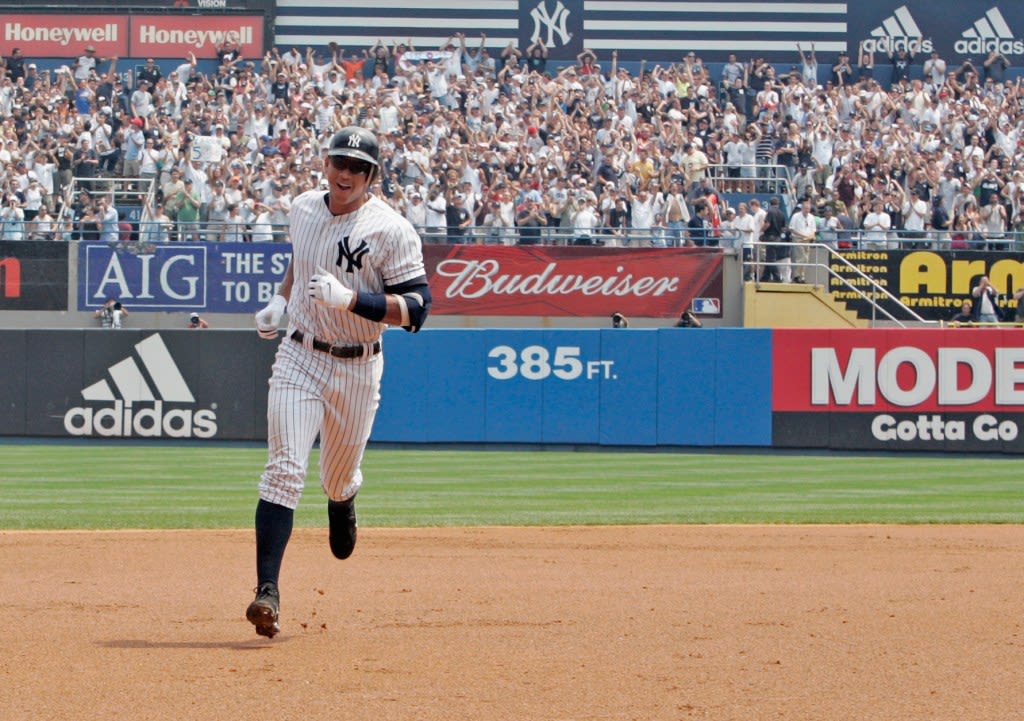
[1,34,1023,258]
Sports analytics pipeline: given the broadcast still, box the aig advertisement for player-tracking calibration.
[772,328,1024,452]
[77,241,291,313]
[849,2,1024,60]
[77,242,724,319]
[831,249,1023,322]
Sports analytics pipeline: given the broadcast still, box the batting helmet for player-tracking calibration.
[326,126,380,167]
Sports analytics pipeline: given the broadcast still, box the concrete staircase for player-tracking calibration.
[742,281,868,328]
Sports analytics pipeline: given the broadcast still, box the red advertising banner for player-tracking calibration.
[0,15,263,59]
[422,245,724,318]
[1,15,129,57]
[773,328,1024,414]
[130,15,264,58]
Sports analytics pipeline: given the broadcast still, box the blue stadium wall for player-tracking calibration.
[3,328,1021,454]
[275,0,1024,66]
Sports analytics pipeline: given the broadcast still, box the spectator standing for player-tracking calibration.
[4,47,26,83]
[831,50,853,87]
[660,179,690,247]
[862,198,893,249]
[687,202,711,247]
[572,197,599,245]
[97,197,119,242]
[889,46,914,87]
[900,187,929,248]
[788,199,817,283]
[74,45,106,82]
[923,50,946,91]
[971,276,1001,324]
[979,193,1008,250]
[444,190,471,243]
[122,118,145,184]
[136,57,163,87]
[732,202,757,279]
[516,197,546,245]
[797,43,818,86]
[0,195,24,240]
[983,50,1009,84]
[721,53,744,90]
[175,179,202,241]
[141,200,172,243]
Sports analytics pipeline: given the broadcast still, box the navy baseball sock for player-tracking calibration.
[255,499,294,586]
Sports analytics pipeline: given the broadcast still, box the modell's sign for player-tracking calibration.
[772,329,1024,452]
[422,245,723,318]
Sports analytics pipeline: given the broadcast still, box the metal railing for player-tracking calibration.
[743,240,940,328]
[706,162,798,211]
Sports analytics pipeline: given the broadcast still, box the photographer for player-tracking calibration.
[971,276,1002,325]
[674,310,703,328]
[94,298,128,329]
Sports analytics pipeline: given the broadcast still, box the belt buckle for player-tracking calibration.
[327,341,346,358]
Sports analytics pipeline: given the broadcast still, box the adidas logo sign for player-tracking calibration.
[64,334,218,438]
[862,5,933,55]
[955,7,1024,56]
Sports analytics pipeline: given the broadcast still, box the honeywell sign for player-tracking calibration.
[3,15,127,56]
[772,329,1024,452]
[1,15,262,58]
[133,16,263,57]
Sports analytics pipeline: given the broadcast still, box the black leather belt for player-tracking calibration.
[291,330,380,359]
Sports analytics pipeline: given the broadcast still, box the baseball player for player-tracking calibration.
[246,126,432,638]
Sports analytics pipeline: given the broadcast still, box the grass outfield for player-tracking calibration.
[1,444,1022,529]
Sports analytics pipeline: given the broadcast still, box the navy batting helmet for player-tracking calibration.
[327,126,379,167]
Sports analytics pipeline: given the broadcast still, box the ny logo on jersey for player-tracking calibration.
[337,235,370,272]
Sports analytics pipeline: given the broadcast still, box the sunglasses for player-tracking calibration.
[328,156,372,175]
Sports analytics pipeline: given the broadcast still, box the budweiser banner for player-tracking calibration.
[772,328,1024,452]
[422,245,724,318]
[831,249,1024,322]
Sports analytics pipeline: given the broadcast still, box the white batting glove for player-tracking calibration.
[255,294,287,339]
[309,265,355,310]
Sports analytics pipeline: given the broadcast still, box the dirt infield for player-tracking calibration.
[2,525,1022,721]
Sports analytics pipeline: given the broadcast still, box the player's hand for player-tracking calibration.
[309,265,355,309]
[255,294,287,339]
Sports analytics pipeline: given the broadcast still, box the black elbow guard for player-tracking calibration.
[386,279,432,333]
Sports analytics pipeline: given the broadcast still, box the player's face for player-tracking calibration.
[323,155,374,214]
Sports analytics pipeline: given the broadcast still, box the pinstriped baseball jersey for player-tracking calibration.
[258,189,426,510]
[286,190,426,344]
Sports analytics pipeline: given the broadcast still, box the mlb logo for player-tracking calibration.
[691,297,721,315]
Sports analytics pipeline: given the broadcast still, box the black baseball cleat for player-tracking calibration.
[328,497,358,560]
[246,582,280,638]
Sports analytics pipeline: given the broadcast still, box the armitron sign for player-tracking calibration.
[772,328,1024,452]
